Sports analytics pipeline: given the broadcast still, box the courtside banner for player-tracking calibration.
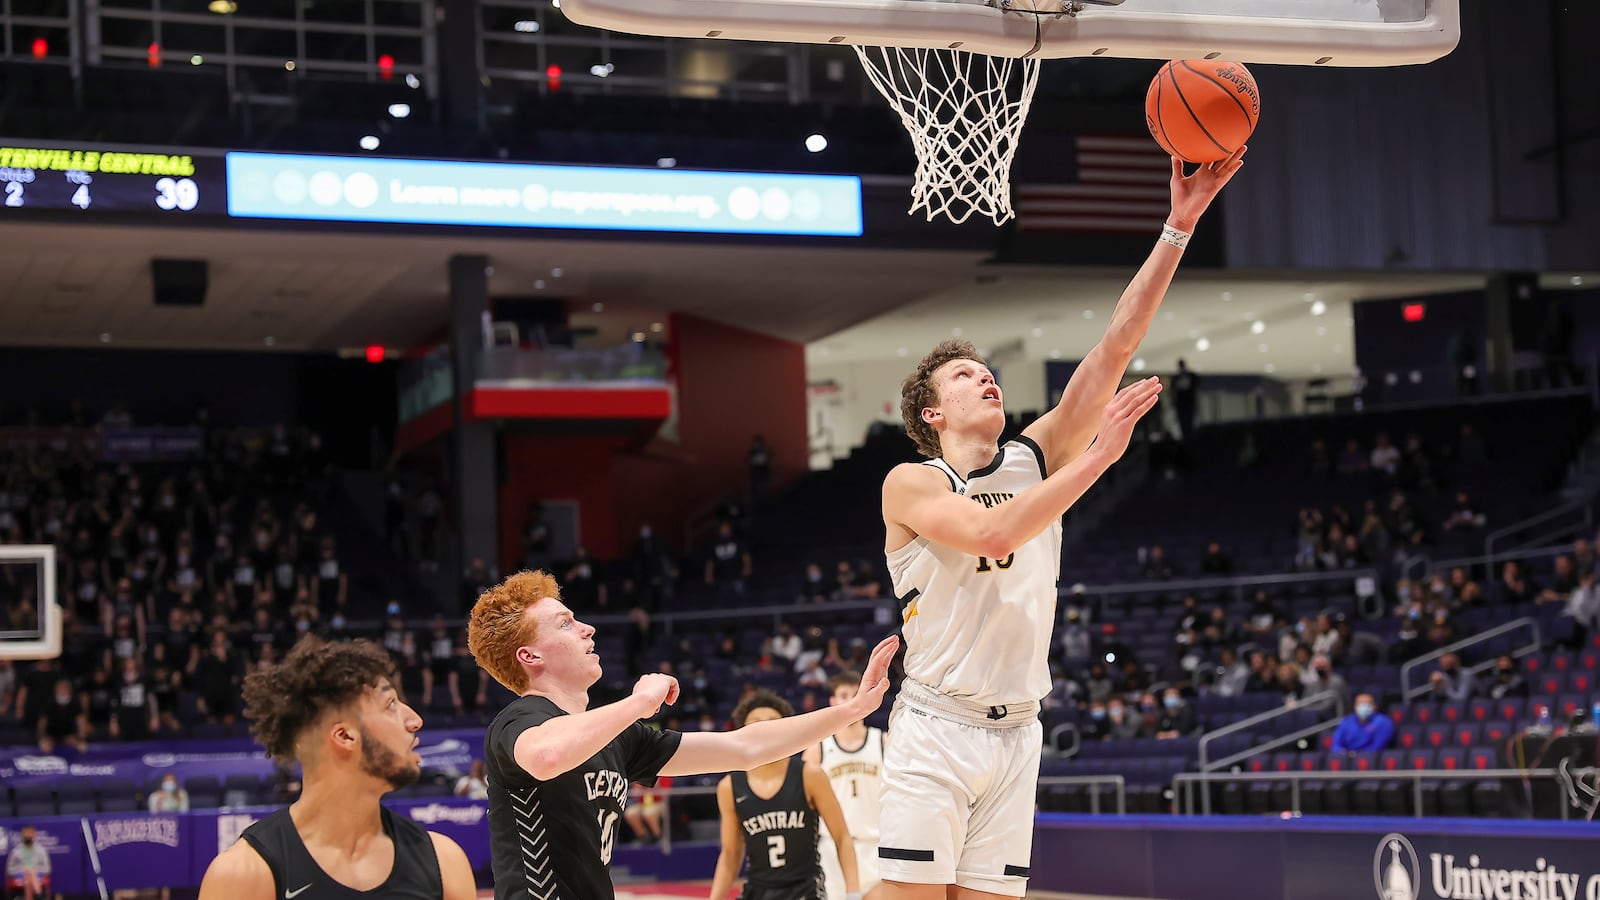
[1032,814,1600,900]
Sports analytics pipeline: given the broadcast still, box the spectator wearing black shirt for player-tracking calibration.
[1155,688,1197,739]
[1486,655,1529,700]
[1199,542,1233,576]
[705,522,751,594]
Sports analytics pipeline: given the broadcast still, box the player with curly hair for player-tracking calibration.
[196,636,477,900]
[467,570,897,900]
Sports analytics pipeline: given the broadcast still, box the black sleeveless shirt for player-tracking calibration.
[731,756,822,893]
[239,806,443,900]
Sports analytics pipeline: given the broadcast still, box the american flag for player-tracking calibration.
[1014,135,1173,234]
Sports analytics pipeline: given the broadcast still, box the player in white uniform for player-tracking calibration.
[877,148,1246,900]
[803,672,886,900]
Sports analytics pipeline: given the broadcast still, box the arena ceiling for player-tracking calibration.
[0,219,1591,381]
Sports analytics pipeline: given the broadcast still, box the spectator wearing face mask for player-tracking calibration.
[1429,653,1477,702]
[1331,694,1394,754]
[1155,688,1196,740]
[1083,701,1111,741]
[1486,655,1529,699]
[1106,698,1142,740]
[1301,654,1349,712]
[6,824,50,900]
[148,775,190,813]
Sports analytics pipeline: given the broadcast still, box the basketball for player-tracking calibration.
[1144,60,1260,164]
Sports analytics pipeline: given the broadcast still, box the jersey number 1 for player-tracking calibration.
[974,553,1014,573]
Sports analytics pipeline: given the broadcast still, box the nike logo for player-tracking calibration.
[735,795,751,802]
[286,885,312,899]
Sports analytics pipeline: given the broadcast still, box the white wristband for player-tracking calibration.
[1159,224,1192,250]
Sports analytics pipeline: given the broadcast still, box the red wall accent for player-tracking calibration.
[495,316,808,569]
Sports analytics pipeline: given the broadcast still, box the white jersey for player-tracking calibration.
[887,437,1061,706]
[817,727,884,844]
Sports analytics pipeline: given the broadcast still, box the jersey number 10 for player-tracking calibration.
[974,554,1014,573]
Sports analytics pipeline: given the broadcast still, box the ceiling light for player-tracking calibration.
[650,322,664,333]
[1195,337,1210,352]
[284,60,296,71]
[551,0,560,7]
[1264,363,1276,374]
[263,336,276,346]
[359,135,380,150]
[1131,358,1146,372]
[589,63,614,77]
[1310,300,1327,316]
[1030,327,1043,338]
[1221,291,1232,302]
[1409,370,1422,384]
[388,103,411,118]
[534,280,546,290]
[657,157,676,168]
[551,268,563,278]
[1250,320,1265,335]
[207,0,236,12]
[189,54,203,65]
[591,302,604,312]
[405,73,420,89]
[99,332,111,343]
[1572,276,1584,286]
[513,19,539,31]
[805,134,828,153]
[631,332,646,342]
[1049,349,1062,360]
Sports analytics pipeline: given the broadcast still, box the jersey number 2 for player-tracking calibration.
[974,553,1014,573]
[597,810,618,864]
[768,835,787,868]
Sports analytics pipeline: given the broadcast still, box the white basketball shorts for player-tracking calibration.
[876,680,1042,897]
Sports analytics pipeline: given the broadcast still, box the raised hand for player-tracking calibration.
[1092,377,1163,463]
[631,673,680,717]
[843,636,899,718]
[1169,145,1247,230]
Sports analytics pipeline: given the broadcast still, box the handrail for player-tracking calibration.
[1198,689,1344,772]
[1064,568,1380,621]
[1171,767,1596,820]
[1401,542,1569,585]
[1037,775,1127,815]
[1485,498,1593,574]
[1048,723,1082,758]
[1205,717,1344,775]
[1399,617,1541,704]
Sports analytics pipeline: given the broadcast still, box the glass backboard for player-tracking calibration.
[0,545,60,660]
[557,0,1459,65]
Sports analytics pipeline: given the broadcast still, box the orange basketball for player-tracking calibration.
[1144,60,1260,164]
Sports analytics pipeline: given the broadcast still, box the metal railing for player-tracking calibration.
[1047,723,1082,758]
[1061,568,1380,620]
[1038,775,1127,815]
[1171,767,1597,820]
[1400,542,1568,585]
[642,772,1127,855]
[1193,689,1346,815]
[1399,616,1541,704]
[1484,498,1593,574]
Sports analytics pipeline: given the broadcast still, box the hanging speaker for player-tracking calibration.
[151,259,208,307]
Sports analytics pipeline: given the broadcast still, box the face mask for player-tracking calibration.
[331,616,346,630]
[387,603,401,617]
[1141,702,1156,712]
[1499,668,1513,678]
[1407,609,1422,621]
[1108,708,1124,721]
[1356,703,1375,720]
[1090,708,1106,721]
[295,620,310,633]
[1398,586,1411,600]
[1164,696,1181,710]
[55,692,71,704]
[22,837,33,846]
[163,782,176,794]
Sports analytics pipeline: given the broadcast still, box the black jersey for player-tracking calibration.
[485,695,683,900]
[238,806,442,900]
[732,756,823,897]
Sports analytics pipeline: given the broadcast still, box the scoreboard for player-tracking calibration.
[0,139,864,236]
[0,145,228,216]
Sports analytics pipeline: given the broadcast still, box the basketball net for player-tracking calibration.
[854,45,1040,226]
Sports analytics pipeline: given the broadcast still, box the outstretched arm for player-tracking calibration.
[886,379,1162,560]
[662,638,895,776]
[514,674,679,781]
[1023,149,1247,474]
